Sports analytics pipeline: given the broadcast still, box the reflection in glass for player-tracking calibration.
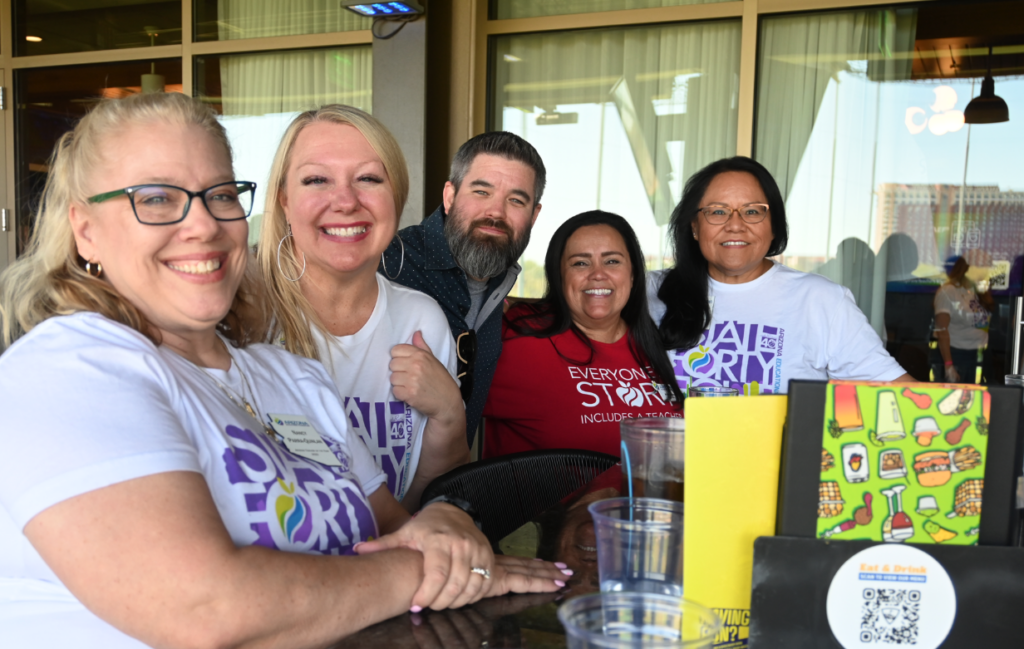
[491,21,741,297]
[14,61,184,255]
[195,47,372,245]
[492,0,733,20]
[755,1,1023,381]
[14,0,181,56]
[194,0,370,41]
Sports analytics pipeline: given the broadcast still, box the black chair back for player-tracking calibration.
[420,449,619,545]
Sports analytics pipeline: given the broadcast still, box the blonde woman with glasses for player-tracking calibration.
[0,93,564,649]
[257,106,469,512]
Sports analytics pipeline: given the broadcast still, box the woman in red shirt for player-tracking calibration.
[483,211,684,458]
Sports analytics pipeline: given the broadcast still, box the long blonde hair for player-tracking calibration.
[0,92,268,348]
[258,105,409,361]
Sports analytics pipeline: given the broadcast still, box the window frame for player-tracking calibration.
[0,0,373,267]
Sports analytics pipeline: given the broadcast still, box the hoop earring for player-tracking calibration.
[381,235,405,280]
[85,261,103,278]
[276,223,306,282]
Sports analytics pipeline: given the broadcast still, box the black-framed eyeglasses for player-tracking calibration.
[456,330,477,402]
[697,203,769,225]
[87,181,257,226]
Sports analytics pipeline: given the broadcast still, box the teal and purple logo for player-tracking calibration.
[221,425,377,554]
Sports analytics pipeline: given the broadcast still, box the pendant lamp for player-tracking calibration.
[964,46,1009,124]
[140,26,164,94]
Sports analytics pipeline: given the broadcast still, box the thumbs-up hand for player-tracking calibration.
[390,331,462,421]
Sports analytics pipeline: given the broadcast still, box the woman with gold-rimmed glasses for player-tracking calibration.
[649,156,911,395]
[0,93,564,649]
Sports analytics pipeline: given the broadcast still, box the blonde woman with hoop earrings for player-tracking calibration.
[257,105,468,512]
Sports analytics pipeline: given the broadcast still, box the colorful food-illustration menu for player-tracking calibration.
[818,382,989,545]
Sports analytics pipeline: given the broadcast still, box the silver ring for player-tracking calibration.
[470,567,491,580]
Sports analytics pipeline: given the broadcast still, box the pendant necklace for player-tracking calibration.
[207,346,278,440]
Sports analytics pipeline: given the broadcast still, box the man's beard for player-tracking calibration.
[444,206,531,280]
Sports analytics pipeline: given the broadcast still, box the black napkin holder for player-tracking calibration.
[748,535,1024,648]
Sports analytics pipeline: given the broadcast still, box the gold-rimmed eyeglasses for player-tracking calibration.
[697,203,770,225]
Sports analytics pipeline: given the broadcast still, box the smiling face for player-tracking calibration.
[280,121,397,282]
[693,171,775,284]
[561,224,632,342]
[442,153,541,280]
[69,120,248,344]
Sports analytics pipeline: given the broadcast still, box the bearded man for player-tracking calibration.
[381,132,545,446]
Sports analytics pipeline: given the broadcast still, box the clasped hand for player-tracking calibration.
[354,503,567,611]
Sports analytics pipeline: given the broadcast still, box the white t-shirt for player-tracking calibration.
[315,273,458,501]
[648,262,906,395]
[934,283,989,350]
[0,312,385,648]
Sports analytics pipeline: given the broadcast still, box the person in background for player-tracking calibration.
[931,255,992,384]
[0,92,565,649]
[484,211,684,459]
[649,157,912,394]
[258,105,466,510]
[381,132,545,446]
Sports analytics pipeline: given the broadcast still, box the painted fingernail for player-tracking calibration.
[353,542,365,552]
[554,580,566,587]
[561,569,574,576]
[411,613,423,626]
[555,562,568,569]
[410,605,423,613]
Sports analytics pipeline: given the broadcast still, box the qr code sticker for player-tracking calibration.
[990,260,1010,291]
[860,588,920,644]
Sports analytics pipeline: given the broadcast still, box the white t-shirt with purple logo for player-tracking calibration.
[934,283,989,349]
[648,262,905,395]
[315,273,458,502]
[0,312,385,648]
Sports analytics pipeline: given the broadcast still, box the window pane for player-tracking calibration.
[493,0,734,20]
[195,0,370,41]
[196,47,373,245]
[755,1,1024,383]
[15,61,183,254]
[14,0,181,56]
[492,21,741,297]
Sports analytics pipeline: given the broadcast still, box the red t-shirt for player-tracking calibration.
[483,321,682,458]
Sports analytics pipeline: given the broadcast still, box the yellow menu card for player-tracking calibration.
[684,395,788,648]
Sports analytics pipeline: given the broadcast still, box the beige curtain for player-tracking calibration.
[495,0,731,20]
[216,0,368,40]
[219,47,372,116]
[495,20,740,225]
[755,8,917,199]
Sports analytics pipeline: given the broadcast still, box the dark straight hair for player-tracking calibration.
[508,210,685,404]
[658,157,789,350]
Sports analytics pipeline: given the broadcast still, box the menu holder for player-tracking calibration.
[684,395,789,648]
[776,380,1023,547]
[748,535,1024,648]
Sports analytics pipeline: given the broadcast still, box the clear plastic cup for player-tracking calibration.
[620,418,685,502]
[687,386,739,398]
[588,497,685,596]
[558,591,722,648]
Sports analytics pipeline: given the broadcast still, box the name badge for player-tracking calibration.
[268,413,342,467]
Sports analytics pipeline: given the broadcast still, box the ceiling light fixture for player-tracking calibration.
[25,35,42,42]
[341,1,424,17]
[963,46,1009,124]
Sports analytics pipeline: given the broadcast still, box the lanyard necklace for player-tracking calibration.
[206,345,277,440]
